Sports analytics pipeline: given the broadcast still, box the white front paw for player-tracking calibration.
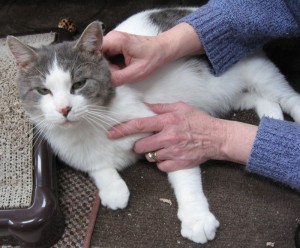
[99,179,130,210]
[179,209,220,244]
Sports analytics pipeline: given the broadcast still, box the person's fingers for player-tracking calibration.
[145,150,161,163]
[145,149,175,163]
[108,115,165,139]
[144,148,177,162]
[133,133,166,154]
[111,69,133,86]
[147,102,189,114]
[108,102,191,139]
[102,31,126,57]
[110,63,145,86]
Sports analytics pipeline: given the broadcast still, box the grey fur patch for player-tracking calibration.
[149,8,194,32]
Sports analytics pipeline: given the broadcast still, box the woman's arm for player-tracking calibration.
[247,117,300,191]
[179,0,300,75]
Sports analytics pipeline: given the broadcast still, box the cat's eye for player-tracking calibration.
[72,80,86,91]
[36,87,51,95]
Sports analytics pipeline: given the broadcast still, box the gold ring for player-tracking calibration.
[147,151,159,162]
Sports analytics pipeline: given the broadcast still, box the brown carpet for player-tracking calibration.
[91,117,300,248]
[53,162,99,248]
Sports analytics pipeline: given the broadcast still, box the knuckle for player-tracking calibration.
[162,132,177,145]
[133,139,147,154]
[133,119,146,132]
[165,128,182,143]
[170,146,184,158]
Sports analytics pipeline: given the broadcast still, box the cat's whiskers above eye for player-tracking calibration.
[33,66,46,78]
[72,61,99,72]
[70,54,80,74]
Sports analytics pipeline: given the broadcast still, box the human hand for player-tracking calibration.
[108,102,230,172]
[103,31,169,86]
[103,23,204,86]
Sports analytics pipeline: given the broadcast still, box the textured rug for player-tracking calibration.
[53,162,100,248]
[0,33,55,209]
[91,159,300,248]
[0,33,100,248]
[1,163,100,248]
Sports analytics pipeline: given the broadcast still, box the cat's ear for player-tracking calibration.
[75,21,103,56]
[6,36,38,69]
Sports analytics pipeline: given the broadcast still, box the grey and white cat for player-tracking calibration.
[7,8,300,244]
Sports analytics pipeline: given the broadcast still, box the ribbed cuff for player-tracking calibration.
[247,117,300,190]
[178,3,251,76]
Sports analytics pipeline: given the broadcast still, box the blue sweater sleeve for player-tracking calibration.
[247,117,300,191]
[179,0,300,75]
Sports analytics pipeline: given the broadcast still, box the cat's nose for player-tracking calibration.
[59,106,72,117]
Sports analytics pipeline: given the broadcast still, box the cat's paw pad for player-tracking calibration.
[99,179,130,210]
[180,210,220,244]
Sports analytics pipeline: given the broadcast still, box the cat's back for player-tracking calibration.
[115,7,197,35]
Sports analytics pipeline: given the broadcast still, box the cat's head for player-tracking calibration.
[7,21,114,130]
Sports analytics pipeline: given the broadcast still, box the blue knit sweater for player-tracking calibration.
[180,0,300,190]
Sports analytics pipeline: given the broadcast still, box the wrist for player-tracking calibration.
[158,23,204,63]
[220,120,258,165]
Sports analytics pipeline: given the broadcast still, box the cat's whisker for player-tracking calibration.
[33,67,46,78]
[86,108,119,117]
[14,120,45,152]
[71,54,80,74]
[73,61,98,71]
[31,120,49,149]
[32,128,45,150]
[86,113,112,130]
[85,112,131,137]
[84,108,134,136]
[85,106,121,121]
[86,111,120,127]
[82,116,98,131]
[86,111,120,126]
[84,115,109,133]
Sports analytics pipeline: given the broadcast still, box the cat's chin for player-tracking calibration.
[56,119,80,129]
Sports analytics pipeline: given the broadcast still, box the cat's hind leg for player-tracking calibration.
[240,53,300,123]
[89,167,130,210]
[168,167,219,244]
[234,92,284,120]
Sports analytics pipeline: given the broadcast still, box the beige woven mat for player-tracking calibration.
[1,163,100,248]
[0,33,55,209]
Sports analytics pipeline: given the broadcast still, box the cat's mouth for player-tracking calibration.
[58,118,80,128]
